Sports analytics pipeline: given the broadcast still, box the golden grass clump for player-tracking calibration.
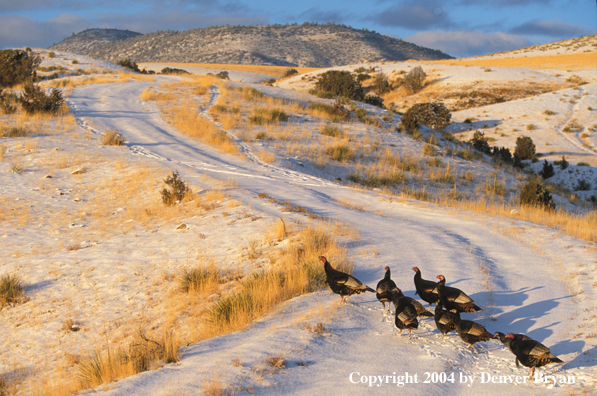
[100,129,125,146]
[324,142,355,162]
[0,273,27,308]
[179,264,223,294]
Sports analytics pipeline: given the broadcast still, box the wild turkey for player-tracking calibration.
[412,267,439,309]
[391,289,434,318]
[434,300,457,338]
[376,266,397,313]
[319,256,374,304]
[436,275,482,313]
[393,288,418,337]
[495,332,532,354]
[507,333,564,376]
[453,312,496,353]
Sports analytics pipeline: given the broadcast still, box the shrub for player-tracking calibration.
[514,135,535,160]
[363,94,384,108]
[161,171,190,206]
[526,124,536,131]
[0,89,17,114]
[48,51,56,58]
[160,67,189,75]
[402,103,451,131]
[101,129,125,146]
[470,131,491,154]
[539,159,554,179]
[402,66,427,94]
[117,58,140,72]
[492,146,512,163]
[576,179,591,191]
[284,68,298,78]
[0,49,41,88]
[423,144,438,156]
[18,82,64,115]
[520,177,556,211]
[578,162,590,167]
[309,100,350,121]
[0,274,26,308]
[356,73,371,82]
[315,70,364,101]
[72,60,79,64]
[372,72,391,95]
[400,110,419,133]
[216,71,229,80]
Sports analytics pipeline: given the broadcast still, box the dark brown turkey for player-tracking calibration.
[495,332,532,354]
[434,300,457,338]
[319,256,375,304]
[393,288,418,337]
[436,275,483,313]
[412,267,439,309]
[391,289,434,318]
[376,266,397,313]
[453,312,496,353]
[507,333,564,376]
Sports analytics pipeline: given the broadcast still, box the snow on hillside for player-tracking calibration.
[0,49,596,395]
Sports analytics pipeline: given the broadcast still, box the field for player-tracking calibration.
[0,41,596,396]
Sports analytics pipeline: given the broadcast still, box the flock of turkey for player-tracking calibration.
[319,256,564,377]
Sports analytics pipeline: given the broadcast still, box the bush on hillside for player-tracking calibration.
[515,135,535,160]
[363,94,384,108]
[18,82,64,115]
[402,103,451,131]
[117,58,140,72]
[284,68,298,78]
[402,66,427,94]
[520,177,555,211]
[539,159,554,179]
[315,70,364,101]
[470,131,491,154]
[0,49,41,88]
[161,171,190,206]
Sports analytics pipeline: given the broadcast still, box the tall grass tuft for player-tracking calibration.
[180,265,222,293]
[101,129,125,146]
[0,274,26,308]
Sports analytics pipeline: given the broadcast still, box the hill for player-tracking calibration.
[49,28,142,52]
[48,23,452,67]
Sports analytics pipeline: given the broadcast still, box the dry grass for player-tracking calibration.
[49,73,154,88]
[100,129,125,146]
[427,51,597,71]
[257,151,276,163]
[139,62,320,78]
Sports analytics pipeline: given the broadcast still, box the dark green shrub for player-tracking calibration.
[0,49,41,88]
[363,94,384,108]
[161,171,190,206]
[470,131,491,154]
[48,51,55,58]
[492,146,512,163]
[400,110,419,132]
[315,70,364,101]
[160,67,189,75]
[117,58,140,72]
[18,82,64,115]
[514,135,535,160]
[402,66,426,93]
[0,89,17,114]
[578,162,589,167]
[402,103,451,131]
[559,155,569,170]
[576,179,591,191]
[520,177,555,211]
[539,160,554,179]
[216,71,229,80]
[284,68,298,78]
[72,60,79,65]
[356,73,371,82]
[25,47,32,52]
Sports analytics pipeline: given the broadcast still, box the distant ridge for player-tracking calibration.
[50,28,142,52]
[49,23,453,67]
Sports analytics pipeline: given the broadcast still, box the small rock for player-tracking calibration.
[176,223,187,230]
[71,168,85,175]
[73,198,80,202]
[510,209,519,214]
[53,147,59,151]
[44,175,52,179]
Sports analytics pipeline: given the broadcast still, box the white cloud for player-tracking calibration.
[406,30,532,57]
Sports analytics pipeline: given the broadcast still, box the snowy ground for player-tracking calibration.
[1,45,596,395]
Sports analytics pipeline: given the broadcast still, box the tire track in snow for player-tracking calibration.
[555,86,596,156]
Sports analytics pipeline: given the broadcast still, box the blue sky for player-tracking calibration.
[0,0,595,57]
